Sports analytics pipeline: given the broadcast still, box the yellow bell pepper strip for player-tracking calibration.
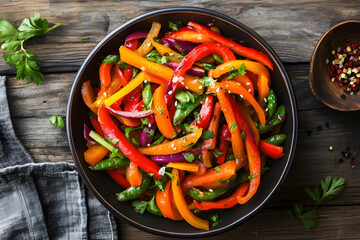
[138,128,203,155]
[194,181,249,210]
[84,144,109,166]
[167,162,199,172]
[208,86,247,169]
[81,80,98,113]
[152,41,183,63]
[119,46,203,94]
[228,96,261,205]
[164,26,214,44]
[212,60,271,104]
[166,42,236,103]
[98,105,162,179]
[153,85,176,139]
[219,81,266,126]
[187,22,273,70]
[135,22,161,56]
[181,161,237,193]
[156,181,183,221]
[171,169,209,230]
[104,71,145,107]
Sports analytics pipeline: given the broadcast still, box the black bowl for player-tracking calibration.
[67,7,298,237]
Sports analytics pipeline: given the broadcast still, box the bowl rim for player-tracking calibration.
[67,7,298,238]
[309,20,360,111]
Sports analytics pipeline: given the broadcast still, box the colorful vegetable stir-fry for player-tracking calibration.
[81,20,286,230]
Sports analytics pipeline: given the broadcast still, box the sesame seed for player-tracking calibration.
[141,66,145,71]
[147,143,151,147]
[246,82,251,85]
[148,123,151,128]
[147,42,151,47]
[144,80,147,83]
[168,90,173,95]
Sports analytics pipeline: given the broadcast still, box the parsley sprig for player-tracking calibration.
[288,175,345,229]
[0,13,61,84]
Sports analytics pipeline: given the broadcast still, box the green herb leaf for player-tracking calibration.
[198,154,203,162]
[229,122,237,131]
[81,36,89,40]
[17,13,60,40]
[213,166,221,173]
[153,37,162,43]
[169,20,182,31]
[250,229,259,237]
[248,173,258,180]
[288,203,318,229]
[49,115,65,128]
[201,63,215,71]
[241,131,246,139]
[109,148,118,159]
[155,106,164,115]
[154,179,165,191]
[194,111,201,124]
[211,213,219,227]
[213,150,223,158]
[131,201,148,214]
[89,112,97,118]
[117,60,128,69]
[175,90,195,103]
[184,153,195,162]
[183,123,198,134]
[199,76,216,87]
[0,15,19,47]
[145,49,169,65]
[103,54,119,64]
[227,64,246,80]
[132,67,139,79]
[201,130,215,140]
[165,172,174,180]
[111,138,119,145]
[305,176,345,205]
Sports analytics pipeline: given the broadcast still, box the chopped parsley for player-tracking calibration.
[184,153,195,162]
[229,122,237,131]
[49,115,65,128]
[226,63,246,80]
[103,54,119,64]
[169,20,182,31]
[201,130,215,140]
[213,166,221,173]
[211,213,220,227]
[153,37,162,43]
[213,149,223,158]
[131,201,148,214]
[199,76,217,87]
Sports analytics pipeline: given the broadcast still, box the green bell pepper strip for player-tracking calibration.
[90,157,130,171]
[188,187,229,201]
[89,130,126,158]
[151,135,166,145]
[173,98,201,126]
[264,134,286,146]
[258,105,286,134]
[116,171,151,201]
[142,82,153,110]
[213,54,223,64]
[266,89,277,119]
[146,194,162,216]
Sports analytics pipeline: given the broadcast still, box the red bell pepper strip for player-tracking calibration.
[163,26,214,43]
[202,102,221,150]
[123,87,142,111]
[187,22,273,70]
[227,96,261,204]
[99,62,112,88]
[194,181,249,210]
[98,105,162,179]
[259,140,284,159]
[90,115,105,138]
[107,169,131,189]
[166,42,236,103]
[219,125,231,142]
[191,94,214,129]
[217,139,230,164]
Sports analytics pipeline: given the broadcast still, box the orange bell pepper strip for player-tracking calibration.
[202,102,221,150]
[201,149,212,168]
[233,74,254,96]
[138,128,203,155]
[167,162,199,172]
[152,85,176,139]
[181,160,237,193]
[127,161,142,187]
[228,96,261,205]
[208,87,246,169]
[93,69,123,107]
[220,81,266,126]
[104,71,145,107]
[164,26,214,43]
[152,41,183,63]
[200,178,230,190]
[192,162,207,176]
[98,105,162,179]
[212,60,270,79]
[144,72,168,86]
[259,140,284,159]
[257,74,270,105]
[119,46,203,94]
[81,80,98,113]
[84,144,109,166]
[187,22,273,70]
[237,104,260,144]
[135,22,161,56]
[107,169,131,189]
[171,169,209,230]
[156,181,183,221]
[194,182,249,210]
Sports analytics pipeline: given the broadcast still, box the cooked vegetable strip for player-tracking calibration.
[233,75,254,96]
[171,169,209,230]
[119,46,203,94]
[167,162,199,172]
[191,94,214,129]
[153,85,176,139]
[152,41,183,63]
[259,140,284,159]
[156,181,183,220]
[182,161,237,192]
[117,171,151,201]
[164,26,214,43]
[98,105,162,179]
[188,22,273,70]
[237,104,260,144]
[107,169,131,189]
[128,161,142,187]
[144,72,168,86]
[136,22,161,56]
[105,71,145,107]
[202,102,221,150]
[93,72,122,107]
[84,144,109,166]
[89,130,126,158]
[81,80,98,113]
[138,128,203,155]
[208,86,246,169]
[91,157,130,170]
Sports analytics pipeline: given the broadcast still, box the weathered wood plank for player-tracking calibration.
[1,0,360,75]
[117,205,360,239]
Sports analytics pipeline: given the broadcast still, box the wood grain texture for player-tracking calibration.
[1,0,360,75]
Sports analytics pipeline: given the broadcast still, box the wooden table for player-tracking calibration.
[2,1,360,239]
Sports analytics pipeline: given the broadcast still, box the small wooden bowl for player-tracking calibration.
[309,20,360,111]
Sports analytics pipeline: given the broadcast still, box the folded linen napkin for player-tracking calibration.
[0,76,117,239]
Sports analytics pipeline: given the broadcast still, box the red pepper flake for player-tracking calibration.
[328,41,360,95]
[350,159,355,167]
